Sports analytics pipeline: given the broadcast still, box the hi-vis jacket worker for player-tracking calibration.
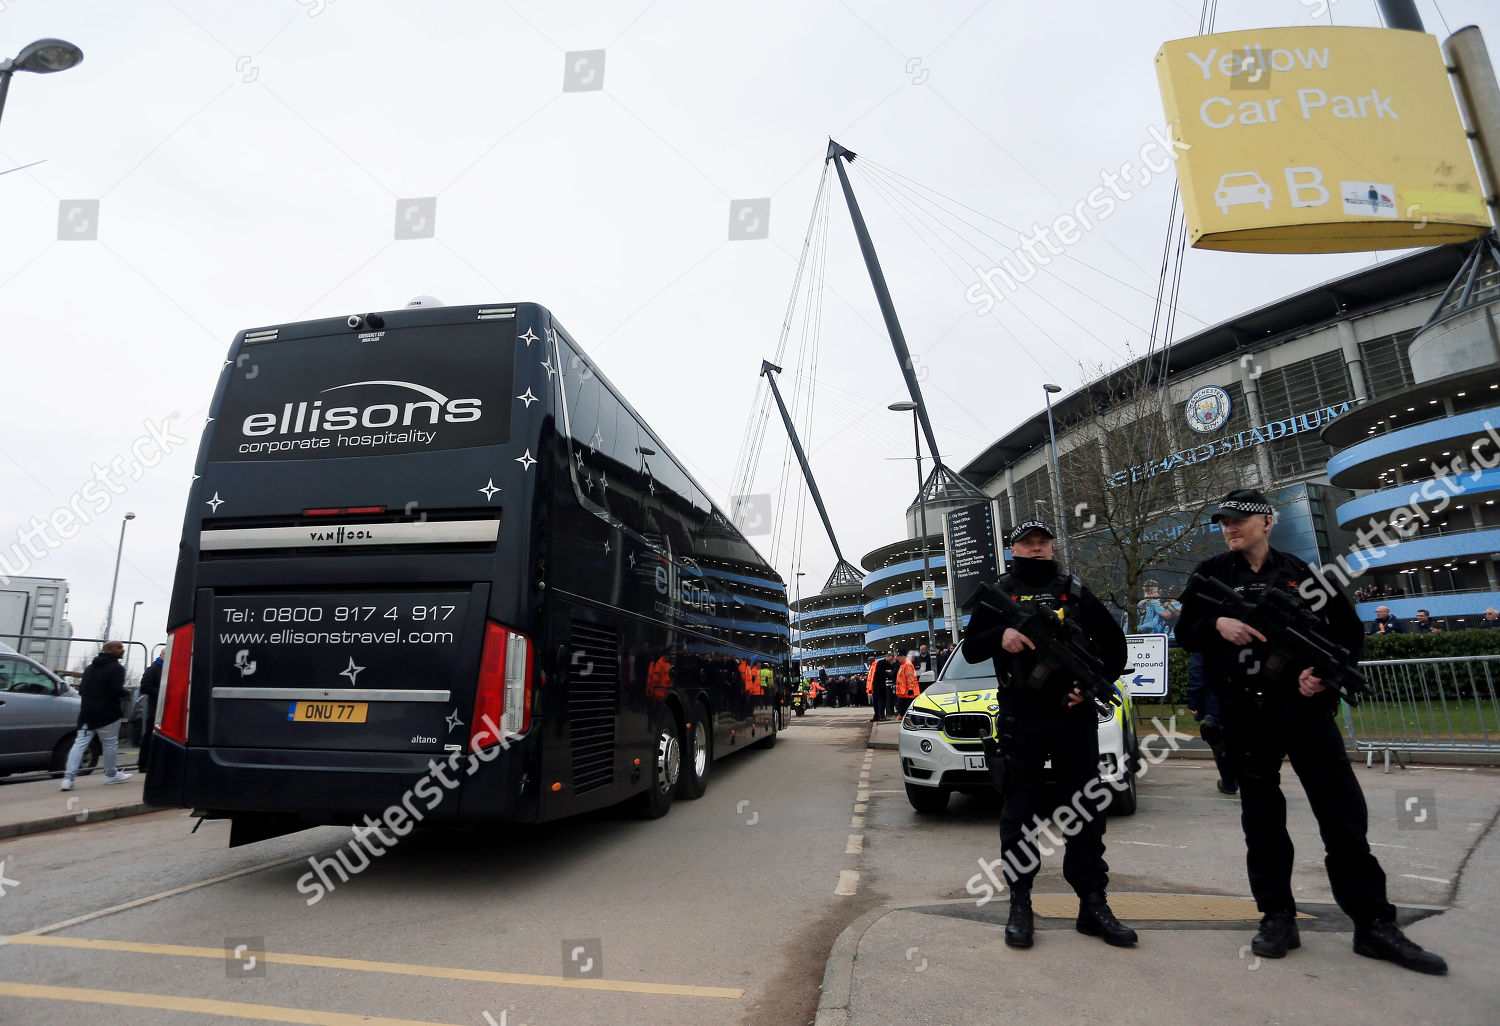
[893,657,920,716]
[866,660,878,698]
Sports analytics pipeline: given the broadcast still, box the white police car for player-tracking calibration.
[898,640,1139,814]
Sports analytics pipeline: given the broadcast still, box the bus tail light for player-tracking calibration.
[156,624,194,745]
[471,622,533,751]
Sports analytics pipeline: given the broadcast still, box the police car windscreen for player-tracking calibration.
[210,321,515,462]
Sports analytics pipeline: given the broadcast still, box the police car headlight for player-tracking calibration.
[1097,701,1115,724]
[903,709,942,731]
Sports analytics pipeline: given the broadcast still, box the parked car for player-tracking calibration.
[0,645,101,776]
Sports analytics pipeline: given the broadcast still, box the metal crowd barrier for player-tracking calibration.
[1342,655,1500,772]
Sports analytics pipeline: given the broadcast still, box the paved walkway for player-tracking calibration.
[0,747,156,839]
[819,718,1500,1026]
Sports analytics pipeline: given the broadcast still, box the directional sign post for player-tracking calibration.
[1119,634,1169,699]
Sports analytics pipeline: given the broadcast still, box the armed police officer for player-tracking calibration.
[965,519,1135,951]
[1177,489,1446,975]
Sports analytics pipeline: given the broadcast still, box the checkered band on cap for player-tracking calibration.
[1218,499,1273,516]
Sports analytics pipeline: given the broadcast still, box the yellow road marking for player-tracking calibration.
[0,982,467,1026]
[22,854,305,936]
[3,935,745,999]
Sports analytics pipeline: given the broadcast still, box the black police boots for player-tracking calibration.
[1004,891,1034,949]
[1353,919,1448,975]
[1251,909,1301,958]
[1076,893,1137,947]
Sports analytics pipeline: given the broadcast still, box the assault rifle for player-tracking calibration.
[1186,574,1369,706]
[965,582,1121,708]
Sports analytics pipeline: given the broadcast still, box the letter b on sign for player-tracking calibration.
[1284,167,1328,209]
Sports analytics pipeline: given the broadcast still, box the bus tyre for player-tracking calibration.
[905,782,950,814]
[634,714,681,819]
[752,713,777,750]
[677,702,712,800]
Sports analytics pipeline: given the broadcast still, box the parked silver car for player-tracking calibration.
[0,647,101,776]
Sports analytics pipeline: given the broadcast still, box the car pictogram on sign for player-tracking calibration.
[1214,171,1273,214]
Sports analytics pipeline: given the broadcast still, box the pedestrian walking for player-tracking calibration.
[1177,489,1446,974]
[137,645,163,773]
[60,641,132,790]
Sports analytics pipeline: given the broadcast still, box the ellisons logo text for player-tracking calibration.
[235,380,482,455]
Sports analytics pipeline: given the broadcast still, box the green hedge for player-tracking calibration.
[1157,629,1500,705]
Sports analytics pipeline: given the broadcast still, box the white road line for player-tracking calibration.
[22,855,306,936]
[845,835,863,854]
[1401,874,1451,884]
[834,870,860,896]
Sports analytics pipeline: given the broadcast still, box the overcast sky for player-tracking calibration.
[2,0,1496,661]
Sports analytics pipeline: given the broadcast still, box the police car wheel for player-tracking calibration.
[677,702,712,800]
[905,781,950,814]
[1109,765,1138,816]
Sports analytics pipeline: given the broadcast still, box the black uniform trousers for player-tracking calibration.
[1226,694,1395,925]
[998,712,1109,897]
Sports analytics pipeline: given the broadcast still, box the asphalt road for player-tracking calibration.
[0,709,876,1026]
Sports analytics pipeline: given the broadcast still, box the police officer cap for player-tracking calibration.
[1007,519,1056,546]
[1209,488,1275,523]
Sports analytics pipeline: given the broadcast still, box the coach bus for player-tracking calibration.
[144,302,789,845]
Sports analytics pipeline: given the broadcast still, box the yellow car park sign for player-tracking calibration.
[1155,26,1489,253]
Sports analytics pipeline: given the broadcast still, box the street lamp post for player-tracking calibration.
[0,39,85,128]
[103,512,136,642]
[1042,384,1071,564]
[125,600,144,675]
[889,401,938,655]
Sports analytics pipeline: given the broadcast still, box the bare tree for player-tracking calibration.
[1053,360,1258,630]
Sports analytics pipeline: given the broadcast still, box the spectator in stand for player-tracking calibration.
[1412,610,1437,634]
[1479,608,1500,629]
[1367,606,1406,635]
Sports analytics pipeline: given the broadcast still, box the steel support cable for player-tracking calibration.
[857,155,1210,327]
[855,162,1120,354]
[850,163,1061,378]
[729,165,831,532]
[853,160,1103,375]
[857,159,1174,344]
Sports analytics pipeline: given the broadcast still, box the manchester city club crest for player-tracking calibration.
[1185,385,1231,434]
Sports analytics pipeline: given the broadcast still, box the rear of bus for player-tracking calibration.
[145,303,550,845]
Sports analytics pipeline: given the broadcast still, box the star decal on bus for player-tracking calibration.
[545,326,555,344]
[516,450,537,471]
[591,429,603,451]
[206,492,225,512]
[582,469,593,489]
[339,658,365,685]
[516,388,538,407]
[574,450,585,469]
[627,550,636,568]
[479,479,501,501]
[599,471,608,492]
[518,328,539,347]
[604,538,611,555]
[541,358,556,380]
[445,708,465,732]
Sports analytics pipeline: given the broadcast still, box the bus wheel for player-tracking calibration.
[752,712,777,750]
[677,701,712,800]
[634,714,681,819]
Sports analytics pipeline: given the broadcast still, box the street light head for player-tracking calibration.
[887,401,918,412]
[1043,383,1062,394]
[13,38,84,73]
[124,512,136,520]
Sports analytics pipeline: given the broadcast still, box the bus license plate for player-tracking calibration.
[288,701,368,723]
[965,755,987,770]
